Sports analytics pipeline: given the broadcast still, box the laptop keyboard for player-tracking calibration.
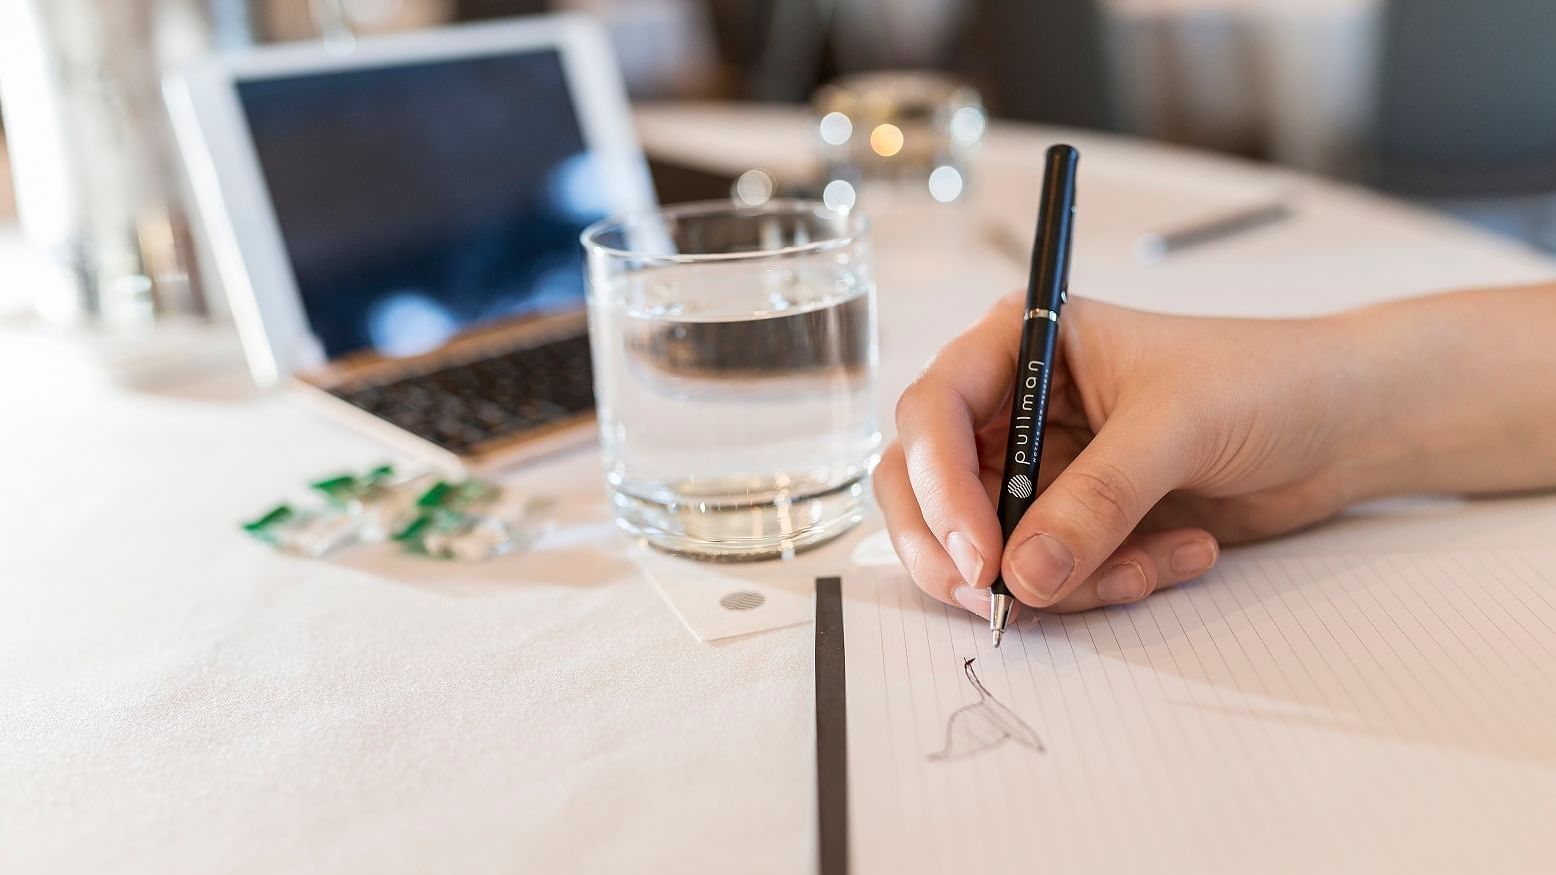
[328,333,595,457]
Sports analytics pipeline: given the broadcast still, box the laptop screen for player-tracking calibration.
[237,48,604,360]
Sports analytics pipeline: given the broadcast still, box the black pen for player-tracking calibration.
[990,145,1079,647]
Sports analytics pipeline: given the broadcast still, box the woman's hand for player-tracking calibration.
[875,294,1372,615]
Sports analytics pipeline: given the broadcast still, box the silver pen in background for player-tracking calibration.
[1133,198,1293,264]
[983,196,1294,269]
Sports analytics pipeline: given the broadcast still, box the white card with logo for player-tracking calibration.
[632,546,817,642]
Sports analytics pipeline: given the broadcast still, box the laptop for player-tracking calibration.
[167,15,656,469]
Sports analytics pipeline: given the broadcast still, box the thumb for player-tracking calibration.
[999,412,1187,608]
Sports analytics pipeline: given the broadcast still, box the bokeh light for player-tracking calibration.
[734,169,774,206]
[928,165,964,203]
[949,106,986,146]
[822,179,857,211]
[367,290,457,357]
[546,151,607,222]
[869,123,904,158]
[819,111,853,146]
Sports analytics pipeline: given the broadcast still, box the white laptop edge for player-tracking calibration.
[164,13,656,388]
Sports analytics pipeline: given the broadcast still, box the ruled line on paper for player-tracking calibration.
[840,550,1556,875]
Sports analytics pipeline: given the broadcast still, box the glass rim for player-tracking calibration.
[580,199,869,265]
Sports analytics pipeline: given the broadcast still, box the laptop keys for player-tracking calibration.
[329,333,594,456]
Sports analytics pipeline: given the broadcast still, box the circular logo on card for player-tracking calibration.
[1006,474,1034,499]
[720,591,766,612]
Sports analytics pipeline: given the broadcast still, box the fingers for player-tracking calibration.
[874,443,964,607]
[1040,528,1219,613]
[879,436,1216,617]
[895,296,1024,589]
[1000,410,1192,608]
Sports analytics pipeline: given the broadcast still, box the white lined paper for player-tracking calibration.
[841,550,1556,874]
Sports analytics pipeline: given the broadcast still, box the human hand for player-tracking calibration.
[876,293,1368,615]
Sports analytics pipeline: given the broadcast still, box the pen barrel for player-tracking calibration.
[995,318,1059,541]
[989,145,1076,602]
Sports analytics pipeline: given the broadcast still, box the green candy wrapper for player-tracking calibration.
[244,466,545,562]
[241,503,357,558]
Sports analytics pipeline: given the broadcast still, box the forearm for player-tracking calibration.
[1335,282,1556,500]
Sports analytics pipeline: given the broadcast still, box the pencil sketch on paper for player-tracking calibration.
[928,658,1046,761]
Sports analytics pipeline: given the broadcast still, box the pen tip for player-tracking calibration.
[992,628,1003,648]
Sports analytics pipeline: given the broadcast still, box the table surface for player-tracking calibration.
[4,103,1555,874]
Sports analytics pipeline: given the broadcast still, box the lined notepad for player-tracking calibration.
[841,551,1556,874]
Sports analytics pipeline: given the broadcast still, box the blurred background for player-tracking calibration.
[3,0,1555,326]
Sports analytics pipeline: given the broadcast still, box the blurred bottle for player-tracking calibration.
[0,0,243,327]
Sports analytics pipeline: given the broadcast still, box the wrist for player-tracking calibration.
[1317,297,1459,503]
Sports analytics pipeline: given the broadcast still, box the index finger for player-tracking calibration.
[894,293,1024,589]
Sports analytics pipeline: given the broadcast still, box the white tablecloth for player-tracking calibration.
[4,104,1555,873]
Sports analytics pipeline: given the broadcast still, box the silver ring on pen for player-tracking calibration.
[1025,307,1059,323]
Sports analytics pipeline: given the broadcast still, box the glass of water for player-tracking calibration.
[582,201,880,560]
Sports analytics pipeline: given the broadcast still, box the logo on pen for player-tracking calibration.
[1006,474,1033,499]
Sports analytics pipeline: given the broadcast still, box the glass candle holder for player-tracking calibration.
[812,71,986,208]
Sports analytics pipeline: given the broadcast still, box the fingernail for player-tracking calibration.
[1096,561,1149,603]
[953,584,991,619]
[946,532,985,587]
[1171,539,1218,576]
[1009,533,1074,603]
